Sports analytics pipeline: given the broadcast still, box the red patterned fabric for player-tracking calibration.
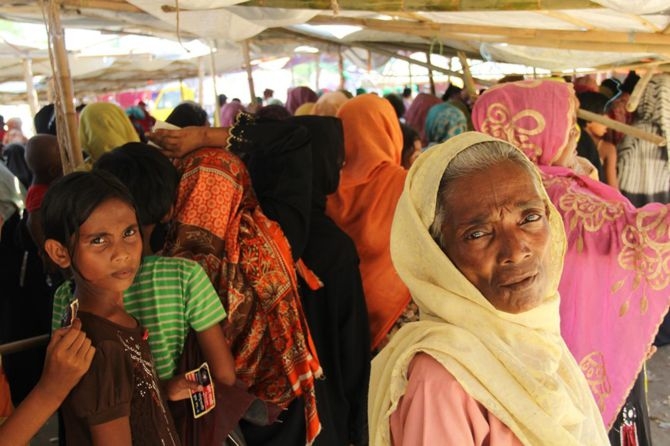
[164,148,323,444]
[25,183,49,213]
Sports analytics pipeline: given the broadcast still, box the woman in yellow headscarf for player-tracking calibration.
[369,132,608,445]
[78,102,139,163]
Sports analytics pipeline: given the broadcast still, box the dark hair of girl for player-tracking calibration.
[41,170,140,259]
[94,142,180,227]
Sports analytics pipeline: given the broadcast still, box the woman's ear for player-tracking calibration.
[44,239,72,269]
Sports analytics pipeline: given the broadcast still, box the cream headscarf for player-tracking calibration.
[369,132,608,446]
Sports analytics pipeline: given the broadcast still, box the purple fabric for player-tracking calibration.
[286,87,318,115]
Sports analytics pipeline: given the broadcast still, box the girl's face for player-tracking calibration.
[72,198,142,296]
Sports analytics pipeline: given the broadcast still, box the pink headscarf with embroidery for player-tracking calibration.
[472,79,670,428]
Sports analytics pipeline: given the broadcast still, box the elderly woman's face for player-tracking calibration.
[439,160,552,313]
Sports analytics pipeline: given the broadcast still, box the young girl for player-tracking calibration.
[41,170,180,445]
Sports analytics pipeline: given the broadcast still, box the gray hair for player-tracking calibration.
[429,140,540,250]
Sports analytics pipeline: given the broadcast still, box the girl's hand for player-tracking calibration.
[38,319,95,402]
[164,374,203,401]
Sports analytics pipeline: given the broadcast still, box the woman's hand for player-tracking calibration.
[0,320,95,445]
[37,318,95,402]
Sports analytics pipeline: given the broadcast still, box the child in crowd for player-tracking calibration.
[42,170,181,444]
[51,143,238,443]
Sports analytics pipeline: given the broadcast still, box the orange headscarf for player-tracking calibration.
[326,94,410,349]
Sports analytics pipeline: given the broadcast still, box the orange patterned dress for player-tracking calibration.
[164,148,323,444]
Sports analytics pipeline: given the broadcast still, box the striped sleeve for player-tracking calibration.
[184,261,227,331]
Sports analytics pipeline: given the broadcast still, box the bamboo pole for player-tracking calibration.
[242,39,256,103]
[197,56,205,106]
[309,15,670,48]
[315,52,321,92]
[408,51,412,92]
[243,0,596,11]
[457,51,477,99]
[578,109,665,146]
[22,58,38,118]
[43,0,82,173]
[209,43,220,127]
[338,46,345,90]
[447,56,452,86]
[0,334,49,356]
[426,50,435,96]
[361,43,493,86]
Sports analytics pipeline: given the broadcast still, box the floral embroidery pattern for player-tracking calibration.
[479,102,546,163]
[618,206,670,292]
[579,351,611,413]
[559,190,625,232]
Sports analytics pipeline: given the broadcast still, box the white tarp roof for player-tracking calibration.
[0,0,669,98]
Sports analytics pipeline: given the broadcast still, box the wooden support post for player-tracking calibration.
[315,52,321,92]
[448,56,452,85]
[457,51,477,99]
[197,56,205,106]
[44,0,82,173]
[209,43,220,127]
[242,39,256,103]
[578,109,665,146]
[23,58,39,119]
[338,46,345,90]
[426,51,435,96]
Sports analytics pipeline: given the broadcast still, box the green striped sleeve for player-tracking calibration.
[185,261,227,331]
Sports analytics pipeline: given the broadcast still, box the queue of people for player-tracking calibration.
[0,74,669,446]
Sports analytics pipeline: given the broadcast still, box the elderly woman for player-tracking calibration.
[472,79,670,445]
[369,132,608,445]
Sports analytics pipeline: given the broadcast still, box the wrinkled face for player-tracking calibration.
[439,160,552,313]
[72,198,142,297]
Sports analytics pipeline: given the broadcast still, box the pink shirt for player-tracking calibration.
[390,353,523,446]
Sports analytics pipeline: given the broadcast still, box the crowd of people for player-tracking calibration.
[0,73,669,446]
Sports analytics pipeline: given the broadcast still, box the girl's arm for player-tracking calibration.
[0,320,95,446]
[90,417,132,446]
[196,324,236,386]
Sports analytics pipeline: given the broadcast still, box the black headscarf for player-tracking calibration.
[229,113,312,260]
[288,116,344,210]
[33,104,57,135]
[287,115,370,446]
[3,143,32,188]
